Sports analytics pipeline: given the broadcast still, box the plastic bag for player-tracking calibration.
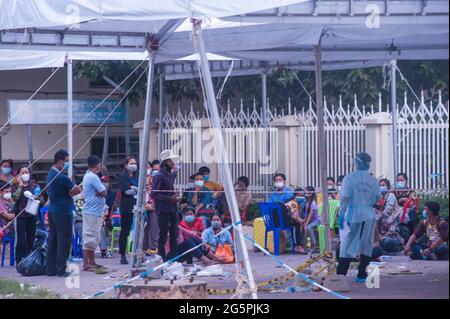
[214,244,235,264]
[196,264,224,277]
[16,247,47,276]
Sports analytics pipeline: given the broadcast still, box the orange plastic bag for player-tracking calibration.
[214,244,235,264]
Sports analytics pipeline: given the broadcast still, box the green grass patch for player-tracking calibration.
[0,277,60,299]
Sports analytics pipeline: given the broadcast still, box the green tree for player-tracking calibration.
[74,60,448,111]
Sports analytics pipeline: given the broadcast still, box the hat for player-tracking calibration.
[160,149,179,162]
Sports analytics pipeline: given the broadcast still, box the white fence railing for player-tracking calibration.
[160,91,448,190]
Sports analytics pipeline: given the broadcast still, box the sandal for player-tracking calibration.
[82,266,95,272]
[94,267,110,275]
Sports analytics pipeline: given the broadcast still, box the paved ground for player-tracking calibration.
[0,248,448,299]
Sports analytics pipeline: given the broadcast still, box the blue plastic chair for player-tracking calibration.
[1,235,15,267]
[258,202,296,256]
[72,231,83,258]
[40,206,48,230]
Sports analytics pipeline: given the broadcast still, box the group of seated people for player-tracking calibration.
[265,172,449,261]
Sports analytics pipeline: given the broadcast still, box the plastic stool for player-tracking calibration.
[127,231,133,254]
[1,236,15,267]
[110,226,121,253]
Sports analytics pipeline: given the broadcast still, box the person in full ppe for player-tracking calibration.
[336,152,381,283]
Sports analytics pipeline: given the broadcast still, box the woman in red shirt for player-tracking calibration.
[179,206,205,239]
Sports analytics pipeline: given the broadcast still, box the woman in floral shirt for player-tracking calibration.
[376,178,404,253]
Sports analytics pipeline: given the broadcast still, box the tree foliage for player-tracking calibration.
[74,60,448,111]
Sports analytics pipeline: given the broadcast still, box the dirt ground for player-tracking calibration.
[0,247,448,299]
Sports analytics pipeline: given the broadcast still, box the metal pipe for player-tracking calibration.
[314,44,331,252]
[102,125,109,168]
[391,59,398,181]
[192,19,258,299]
[67,59,73,178]
[261,69,269,200]
[125,99,131,158]
[131,54,155,268]
[158,68,164,156]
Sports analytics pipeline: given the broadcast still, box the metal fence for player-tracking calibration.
[160,91,448,190]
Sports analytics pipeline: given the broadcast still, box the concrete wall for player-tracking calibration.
[0,66,144,160]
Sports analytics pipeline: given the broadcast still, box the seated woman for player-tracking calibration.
[166,226,217,266]
[303,186,321,252]
[179,206,205,239]
[188,172,214,228]
[376,178,404,253]
[201,214,233,255]
[394,173,419,241]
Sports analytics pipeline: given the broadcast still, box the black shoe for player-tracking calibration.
[120,255,128,265]
[101,250,107,258]
[58,271,71,277]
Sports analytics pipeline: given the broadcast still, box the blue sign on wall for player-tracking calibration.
[7,99,125,125]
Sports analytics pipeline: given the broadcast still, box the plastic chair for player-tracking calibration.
[257,202,295,256]
[72,231,83,258]
[317,225,326,254]
[1,235,15,267]
[318,199,341,232]
[316,199,341,254]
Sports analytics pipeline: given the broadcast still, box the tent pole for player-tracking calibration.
[314,44,331,253]
[125,98,131,158]
[261,69,269,200]
[131,54,156,268]
[158,68,164,156]
[390,59,398,182]
[67,59,73,179]
[26,124,33,167]
[192,19,258,299]
[102,125,109,168]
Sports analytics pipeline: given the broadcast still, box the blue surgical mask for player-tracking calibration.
[422,210,428,220]
[63,162,70,171]
[211,221,221,229]
[379,186,388,193]
[185,215,195,223]
[151,170,158,177]
[203,175,209,182]
[396,182,406,189]
[1,167,11,175]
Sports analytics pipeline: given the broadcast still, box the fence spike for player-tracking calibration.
[378,92,382,112]
[288,97,292,115]
[438,90,442,104]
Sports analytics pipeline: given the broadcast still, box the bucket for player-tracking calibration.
[25,199,40,216]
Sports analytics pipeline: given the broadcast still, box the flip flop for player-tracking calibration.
[94,268,110,275]
[82,266,95,272]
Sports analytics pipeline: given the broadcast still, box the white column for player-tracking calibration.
[361,112,395,179]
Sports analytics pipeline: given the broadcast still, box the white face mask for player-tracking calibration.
[127,164,138,172]
[195,180,204,188]
[3,192,11,200]
[274,181,284,189]
[21,174,30,182]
